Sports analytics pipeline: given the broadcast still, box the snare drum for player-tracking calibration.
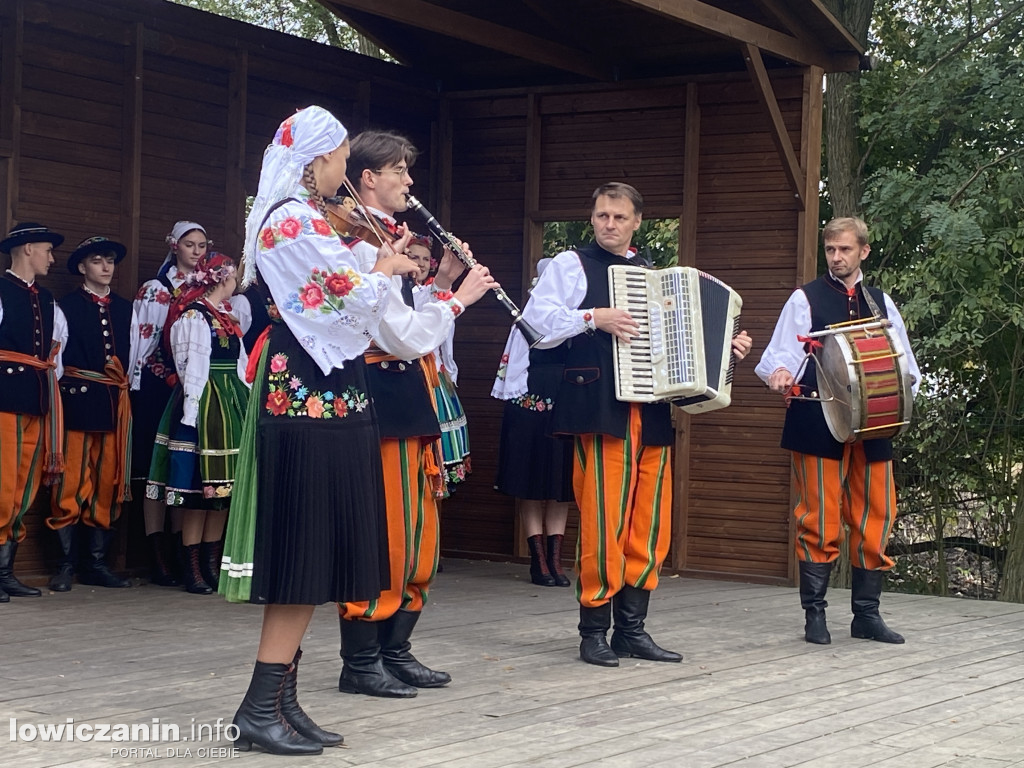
[813,321,913,443]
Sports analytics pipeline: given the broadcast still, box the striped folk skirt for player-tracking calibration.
[146,361,248,509]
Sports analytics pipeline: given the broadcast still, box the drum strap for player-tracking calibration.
[860,283,885,320]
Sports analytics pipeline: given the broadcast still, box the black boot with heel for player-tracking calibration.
[609,586,682,662]
[338,617,417,697]
[799,560,833,645]
[527,534,555,586]
[579,603,619,667]
[851,567,905,644]
[546,534,571,587]
[232,660,323,756]
[280,649,343,747]
[379,610,451,688]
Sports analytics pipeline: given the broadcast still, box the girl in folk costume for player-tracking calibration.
[131,221,208,587]
[146,252,250,595]
[219,105,419,756]
[492,258,574,588]
[410,239,472,492]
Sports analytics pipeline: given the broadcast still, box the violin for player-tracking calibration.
[324,194,392,248]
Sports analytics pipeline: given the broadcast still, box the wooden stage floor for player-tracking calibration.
[3,559,1024,767]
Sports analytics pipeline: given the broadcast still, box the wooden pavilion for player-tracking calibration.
[0,0,863,585]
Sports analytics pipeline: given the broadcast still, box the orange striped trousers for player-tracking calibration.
[0,413,44,544]
[339,437,439,621]
[48,430,121,531]
[573,404,673,608]
[792,446,896,570]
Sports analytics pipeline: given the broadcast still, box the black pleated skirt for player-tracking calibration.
[494,361,574,503]
[247,326,389,605]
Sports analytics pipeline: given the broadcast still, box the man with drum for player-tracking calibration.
[756,216,920,646]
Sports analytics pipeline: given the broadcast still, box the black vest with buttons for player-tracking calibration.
[780,274,892,461]
[0,273,56,416]
[365,281,440,442]
[550,242,673,446]
[59,289,133,432]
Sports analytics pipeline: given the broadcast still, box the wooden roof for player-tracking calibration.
[318,0,863,89]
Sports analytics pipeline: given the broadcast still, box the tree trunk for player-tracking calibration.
[824,0,875,218]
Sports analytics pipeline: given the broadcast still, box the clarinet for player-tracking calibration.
[405,195,544,348]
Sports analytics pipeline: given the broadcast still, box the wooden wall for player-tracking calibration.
[0,0,438,578]
[441,72,821,584]
[2,0,822,585]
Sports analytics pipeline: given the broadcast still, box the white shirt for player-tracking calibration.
[0,271,69,378]
[169,302,250,427]
[133,264,188,386]
[252,189,392,375]
[521,248,604,348]
[754,270,921,396]
[346,210,463,363]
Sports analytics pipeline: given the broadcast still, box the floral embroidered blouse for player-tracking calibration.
[349,235,464,361]
[132,264,186,386]
[253,188,393,374]
[170,302,249,427]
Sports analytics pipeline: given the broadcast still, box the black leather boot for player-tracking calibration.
[232,660,323,755]
[181,543,213,595]
[147,532,179,587]
[280,649,343,747]
[546,534,571,587]
[380,610,451,688]
[199,539,222,591]
[579,603,619,667]
[527,534,555,586]
[48,525,78,592]
[851,567,905,644]
[0,540,41,597]
[338,617,417,697]
[78,527,131,588]
[799,561,833,644]
[609,586,682,662]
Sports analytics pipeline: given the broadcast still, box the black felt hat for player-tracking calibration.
[67,236,128,274]
[0,222,65,254]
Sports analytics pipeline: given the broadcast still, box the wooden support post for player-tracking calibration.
[225,48,248,259]
[0,1,24,235]
[118,21,143,299]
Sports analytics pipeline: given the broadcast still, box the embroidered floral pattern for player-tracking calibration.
[135,284,172,305]
[495,352,510,381]
[512,392,554,412]
[263,353,369,419]
[284,266,362,317]
[257,209,335,253]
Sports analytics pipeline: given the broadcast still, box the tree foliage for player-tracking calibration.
[169,0,388,57]
[845,0,1024,598]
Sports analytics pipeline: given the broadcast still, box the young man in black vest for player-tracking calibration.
[0,222,68,602]
[47,237,136,591]
[336,130,496,697]
[523,182,752,667]
[756,216,920,645]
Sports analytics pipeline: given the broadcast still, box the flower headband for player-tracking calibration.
[183,252,236,290]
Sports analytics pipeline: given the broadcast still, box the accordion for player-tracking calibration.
[608,264,742,413]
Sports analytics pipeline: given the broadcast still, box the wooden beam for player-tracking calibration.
[118,21,143,298]
[619,0,832,69]
[224,48,248,259]
[0,1,23,235]
[743,43,805,210]
[325,0,608,80]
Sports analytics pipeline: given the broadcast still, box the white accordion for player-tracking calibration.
[608,264,743,413]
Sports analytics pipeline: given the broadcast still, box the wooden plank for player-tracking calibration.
[619,0,834,68]
[118,21,142,299]
[326,0,609,80]
[0,0,23,233]
[223,48,246,260]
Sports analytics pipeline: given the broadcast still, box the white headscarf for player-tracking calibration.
[158,221,207,277]
[241,105,349,288]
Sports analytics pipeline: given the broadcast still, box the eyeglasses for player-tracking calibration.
[373,166,410,177]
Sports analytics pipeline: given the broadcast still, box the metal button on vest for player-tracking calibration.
[17,366,24,372]
[5,368,12,374]
[398,362,406,371]
[70,387,77,394]
[381,361,389,369]
[81,385,88,392]
[103,330,110,337]
[101,318,108,325]
[576,375,585,384]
